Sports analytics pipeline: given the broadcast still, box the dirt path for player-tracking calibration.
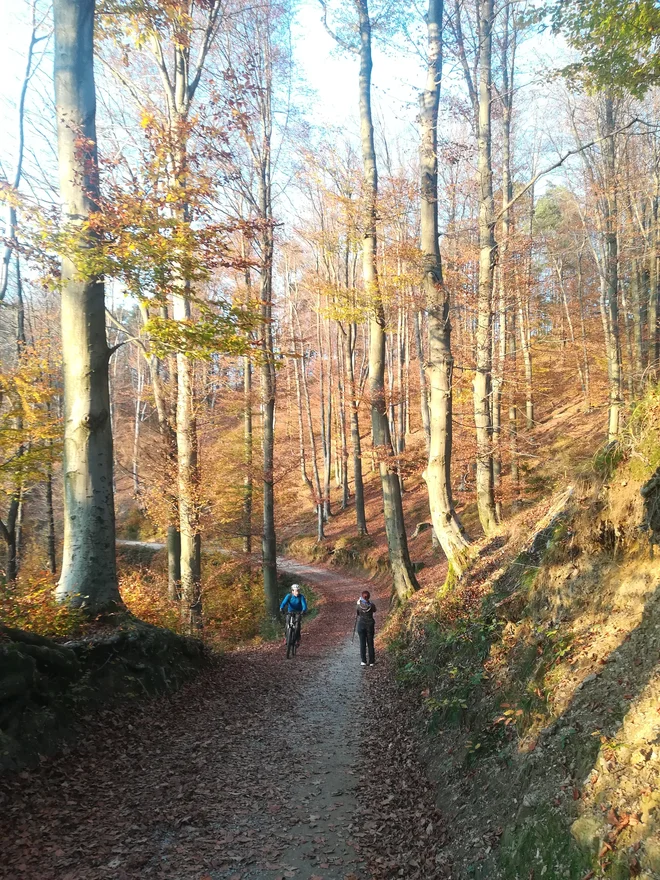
[0,560,394,880]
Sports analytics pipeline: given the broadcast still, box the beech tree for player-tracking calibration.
[100,0,226,633]
[321,0,419,601]
[420,0,470,575]
[53,0,121,613]
[448,0,498,534]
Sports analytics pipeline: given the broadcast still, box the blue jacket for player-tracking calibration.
[280,593,307,613]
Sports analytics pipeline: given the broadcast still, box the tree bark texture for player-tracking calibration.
[53,0,121,613]
[420,0,470,576]
[172,291,202,634]
[473,0,498,535]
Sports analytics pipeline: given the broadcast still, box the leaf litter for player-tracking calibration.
[0,558,449,879]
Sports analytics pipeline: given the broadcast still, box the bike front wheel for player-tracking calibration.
[286,623,297,659]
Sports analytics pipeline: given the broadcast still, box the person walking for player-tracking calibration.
[355,589,377,667]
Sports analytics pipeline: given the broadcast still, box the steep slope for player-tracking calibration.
[383,391,660,878]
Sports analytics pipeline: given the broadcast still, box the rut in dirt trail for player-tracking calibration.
[0,559,392,880]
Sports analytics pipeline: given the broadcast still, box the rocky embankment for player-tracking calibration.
[0,621,206,773]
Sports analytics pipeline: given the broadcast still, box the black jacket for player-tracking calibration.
[356,599,376,629]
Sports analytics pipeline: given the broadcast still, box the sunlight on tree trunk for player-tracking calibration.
[420,0,470,578]
[53,0,121,614]
[473,0,498,536]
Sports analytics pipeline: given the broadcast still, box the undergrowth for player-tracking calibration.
[384,386,660,878]
[0,550,319,651]
[389,519,568,753]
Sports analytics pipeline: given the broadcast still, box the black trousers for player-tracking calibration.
[358,624,375,664]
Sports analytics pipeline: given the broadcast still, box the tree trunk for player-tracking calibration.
[167,525,181,599]
[576,247,591,407]
[344,323,367,534]
[397,305,406,455]
[492,273,504,521]
[173,299,202,635]
[243,354,253,554]
[53,0,120,614]
[261,300,279,619]
[555,258,587,395]
[324,339,333,519]
[292,329,313,495]
[15,485,25,575]
[357,0,418,601]
[630,259,644,393]
[473,0,498,536]
[499,14,518,510]
[603,95,623,442]
[132,350,143,497]
[338,328,350,510]
[318,307,332,520]
[169,132,203,634]
[0,498,20,584]
[420,0,470,576]
[414,310,431,453]
[508,308,520,510]
[243,255,253,554]
[517,187,535,430]
[299,337,325,541]
[648,191,659,378]
[261,243,278,617]
[138,303,180,597]
[46,457,57,575]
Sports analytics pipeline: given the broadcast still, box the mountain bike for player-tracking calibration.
[285,612,302,659]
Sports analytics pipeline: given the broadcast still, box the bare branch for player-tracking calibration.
[189,0,225,100]
[105,308,148,353]
[494,116,648,224]
[149,33,176,117]
[317,0,355,53]
[0,2,49,301]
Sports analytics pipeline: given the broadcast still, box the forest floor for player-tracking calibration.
[0,557,447,880]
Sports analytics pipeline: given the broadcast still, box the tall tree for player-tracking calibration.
[602,94,623,440]
[420,0,470,575]
[448,0,498,533]
[135,0,224,633]
[53,0,121,613]
[472,0,498,533]
[355,0,419,600]
[319,0,419,599]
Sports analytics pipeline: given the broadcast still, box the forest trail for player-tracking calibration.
[0,559,420,880]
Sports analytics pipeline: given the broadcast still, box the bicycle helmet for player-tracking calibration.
[291,583,300,593]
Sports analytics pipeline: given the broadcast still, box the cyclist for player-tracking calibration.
[280,583,307,645]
